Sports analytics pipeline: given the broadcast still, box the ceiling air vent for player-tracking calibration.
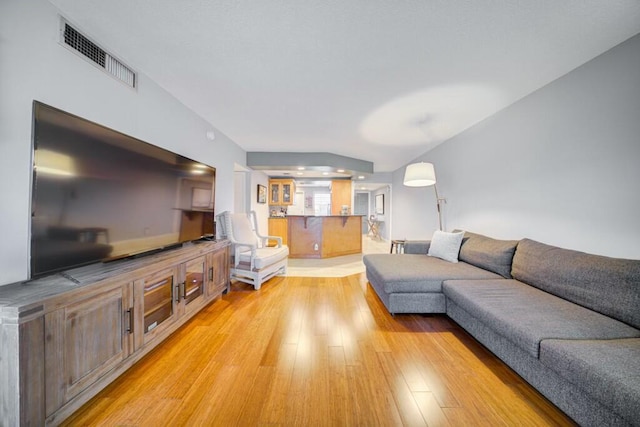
[61,20,136,88]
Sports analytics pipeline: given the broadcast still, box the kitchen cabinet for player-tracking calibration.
[269,179,295,205]
[331,180,352,215]
[268,217,288,246]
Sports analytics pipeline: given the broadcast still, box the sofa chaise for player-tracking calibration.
[363,232,640,426]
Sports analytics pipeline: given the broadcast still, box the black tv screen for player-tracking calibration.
[30,101,216,278]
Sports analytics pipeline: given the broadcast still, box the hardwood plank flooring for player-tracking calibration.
[63,274,576,426]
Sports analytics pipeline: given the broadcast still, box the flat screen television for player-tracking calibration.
[30,101,216,278]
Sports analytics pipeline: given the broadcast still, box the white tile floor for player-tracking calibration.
[285,235,390,277]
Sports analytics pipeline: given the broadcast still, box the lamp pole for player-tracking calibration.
[433,184,446,231]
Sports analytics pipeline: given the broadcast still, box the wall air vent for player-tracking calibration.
[61,19,136,88]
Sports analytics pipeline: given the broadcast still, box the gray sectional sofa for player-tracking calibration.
[363,232,640,426]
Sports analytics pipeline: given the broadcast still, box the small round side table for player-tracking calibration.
[390,239,406,254]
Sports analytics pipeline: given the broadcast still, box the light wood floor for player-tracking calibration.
[285,235,390,277]
[63,274,576,426]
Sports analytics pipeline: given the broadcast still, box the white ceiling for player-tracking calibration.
[50,0,640,174]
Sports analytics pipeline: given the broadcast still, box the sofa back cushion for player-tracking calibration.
[458,231,519,278]
[512,238,640,329]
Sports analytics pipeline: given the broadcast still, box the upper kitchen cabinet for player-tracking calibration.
[331,180,352,215]
[269,179,295,205]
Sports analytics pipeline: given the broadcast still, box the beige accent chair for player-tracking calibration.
[216,211,288,290]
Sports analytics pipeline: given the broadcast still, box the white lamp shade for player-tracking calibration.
[403,162,436,187]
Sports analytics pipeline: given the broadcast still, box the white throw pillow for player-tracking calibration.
[428,230,465,263]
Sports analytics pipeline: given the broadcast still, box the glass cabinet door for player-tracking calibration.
[270,183,280,204]
[143,274,174,334]
[282,182,292,204]
[184,257,205,306]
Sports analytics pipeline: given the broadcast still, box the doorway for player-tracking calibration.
[354,192,369,234]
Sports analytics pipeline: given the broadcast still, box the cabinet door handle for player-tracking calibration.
[182,281,187,299]
[209,267,213,281]
[175,284,181,302]
[125,308,134,334]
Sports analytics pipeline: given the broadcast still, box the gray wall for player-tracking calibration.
[0,0,246,285]
[392,33,640,259]
[250,171,270,234]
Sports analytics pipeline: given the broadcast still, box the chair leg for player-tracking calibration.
[230,258,287,291]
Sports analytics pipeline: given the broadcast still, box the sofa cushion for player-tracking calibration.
[229,213,259,246]
[428,230,464,263]
[458,231,518,278]
[238,245,288,269]
[403,240,430,255]
[540,338,640,425]
[442,279,640,358]
[512,238,640,329]
[363,254,501,294]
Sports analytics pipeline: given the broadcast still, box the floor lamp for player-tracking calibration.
[403,162,446,231]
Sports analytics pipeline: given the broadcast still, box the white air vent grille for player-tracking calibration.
[61,20,136,88]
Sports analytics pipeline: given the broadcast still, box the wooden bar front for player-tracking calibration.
[287,215,362,259]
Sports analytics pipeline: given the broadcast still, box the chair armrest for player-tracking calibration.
[231,242,257,266]
[259,235,282,247]
[404,240,431,254]
[232,242,256,254]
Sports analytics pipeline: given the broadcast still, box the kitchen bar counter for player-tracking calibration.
[277,215,362,258]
